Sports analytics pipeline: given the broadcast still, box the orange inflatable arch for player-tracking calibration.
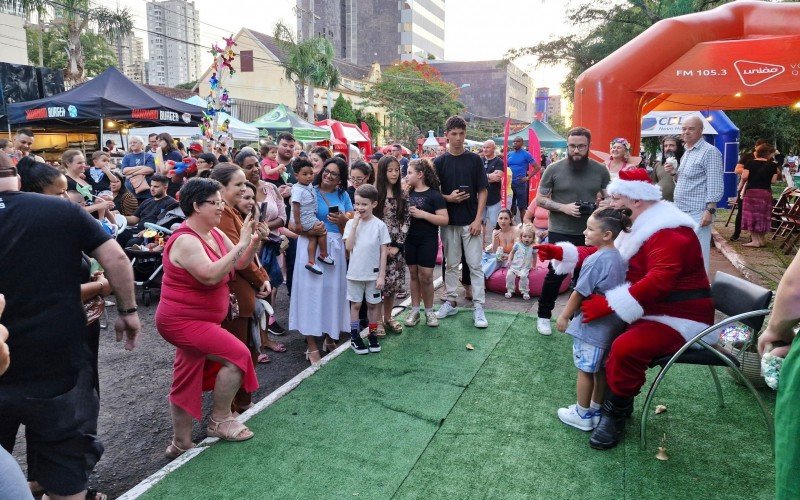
[573,0,800,154]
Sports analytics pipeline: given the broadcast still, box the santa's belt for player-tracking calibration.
[663,288,711,302]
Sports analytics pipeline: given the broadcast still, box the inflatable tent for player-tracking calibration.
[574,0,800,205]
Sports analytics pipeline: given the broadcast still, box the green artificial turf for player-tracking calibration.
[140,311,775,499]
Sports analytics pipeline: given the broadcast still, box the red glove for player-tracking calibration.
[535,243,563,261]
[581,294,613,323]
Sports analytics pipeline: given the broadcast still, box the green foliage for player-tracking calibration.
[273,21,340,119]
[505,0,728,98]
[547,115,570,138]
[25,26,116,77]
[363,61,464,145]
[727,108,800,154]
[354,108,382,140]
[331,94,357,123]
[175,80,199,90]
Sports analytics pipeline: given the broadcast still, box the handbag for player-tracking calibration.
[84,295,105,325]
[226,292,240,321]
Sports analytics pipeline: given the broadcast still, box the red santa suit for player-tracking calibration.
[548,173,715,398]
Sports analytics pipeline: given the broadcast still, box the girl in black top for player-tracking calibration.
[403,158,449,328]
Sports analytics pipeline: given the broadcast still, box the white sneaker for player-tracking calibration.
[537,317,552,336]
[557,404,596,431]
[426,312,439,327]
[473,306,488,328]
[436,301,458,319]
[405,310,421,327]
[522,293,531,301]
[504,291,513,299]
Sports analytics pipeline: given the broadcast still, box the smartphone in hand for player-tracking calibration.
[328,206,340,214]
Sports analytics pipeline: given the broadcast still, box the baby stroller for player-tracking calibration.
[124,207,186,306]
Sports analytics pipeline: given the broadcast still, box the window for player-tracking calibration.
[240,50,253,72]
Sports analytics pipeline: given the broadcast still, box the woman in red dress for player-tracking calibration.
[155,178,261,459]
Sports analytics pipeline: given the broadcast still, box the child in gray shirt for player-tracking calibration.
[555,208,630,432]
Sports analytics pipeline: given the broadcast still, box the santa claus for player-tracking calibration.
[538,168,714,450]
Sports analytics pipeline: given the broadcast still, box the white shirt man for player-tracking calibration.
[670,116,724,271]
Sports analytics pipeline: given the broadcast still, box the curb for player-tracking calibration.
[711,227,763,285]
[119,276,445,499]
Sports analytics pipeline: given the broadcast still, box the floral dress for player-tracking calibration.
[382,196,410,297]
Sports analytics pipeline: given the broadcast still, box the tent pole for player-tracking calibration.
[99,119,104,153]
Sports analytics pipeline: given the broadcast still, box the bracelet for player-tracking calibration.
[117,307,138,315]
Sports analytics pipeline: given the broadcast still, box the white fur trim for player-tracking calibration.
[551,242,579,275]
[615,201,698,261]
[607,179,662,201]
[642,315,716,345]
[606,283,645,323]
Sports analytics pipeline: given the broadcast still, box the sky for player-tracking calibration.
[110,0,570,96]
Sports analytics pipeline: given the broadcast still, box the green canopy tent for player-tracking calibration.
[250,105,331,142]
[492,120,567,149]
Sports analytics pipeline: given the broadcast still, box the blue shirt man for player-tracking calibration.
[506,137,537,216]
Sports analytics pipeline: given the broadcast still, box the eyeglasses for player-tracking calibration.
[201,200,225,208]
[567,144,589,151]
[349,176,365,183]
[322,169,340,179]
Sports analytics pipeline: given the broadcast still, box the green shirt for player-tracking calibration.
[539,158,610,235]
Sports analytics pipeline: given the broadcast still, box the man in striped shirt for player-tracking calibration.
[667,116,724,271]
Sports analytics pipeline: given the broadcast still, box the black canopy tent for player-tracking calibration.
[6,67,204,138]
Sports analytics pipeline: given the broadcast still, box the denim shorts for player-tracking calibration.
[572,338,607,373]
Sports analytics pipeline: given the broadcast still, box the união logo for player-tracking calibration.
[734,60,785,87]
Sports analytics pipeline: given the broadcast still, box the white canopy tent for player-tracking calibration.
[127,96,260,142]
[641,111,717,137]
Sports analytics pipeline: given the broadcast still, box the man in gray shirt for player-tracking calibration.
[665,116,723,271]
[535,127,610,335]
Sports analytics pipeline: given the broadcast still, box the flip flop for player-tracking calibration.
[265,342,286,353]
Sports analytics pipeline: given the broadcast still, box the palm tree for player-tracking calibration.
[17,0,48,67]
[17,0,132,83]
[273,22,340,120]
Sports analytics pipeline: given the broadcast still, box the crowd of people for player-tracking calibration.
[1,113,798,499]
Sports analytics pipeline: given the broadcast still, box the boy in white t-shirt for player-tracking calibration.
[343,184,391,354]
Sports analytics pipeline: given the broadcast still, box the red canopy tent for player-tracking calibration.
[573,0,800,156]
[315,119,370,161]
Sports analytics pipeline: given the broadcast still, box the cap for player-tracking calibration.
[606,167,662,201]
[188,142,203,152]
[369,152,384,161]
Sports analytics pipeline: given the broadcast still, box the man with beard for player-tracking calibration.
[275,133,301,301]
[649,135,683,202]
[534,127,610,335]
[10,128,45,165]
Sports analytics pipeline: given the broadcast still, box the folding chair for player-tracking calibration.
[771,188,800,237]
[639,272,774,450]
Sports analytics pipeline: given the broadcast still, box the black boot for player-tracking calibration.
[589,393,634,450]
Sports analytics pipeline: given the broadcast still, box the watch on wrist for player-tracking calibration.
[706,207,716,215]
[117,306,138,316]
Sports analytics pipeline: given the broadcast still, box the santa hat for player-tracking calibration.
[606,168,662,201]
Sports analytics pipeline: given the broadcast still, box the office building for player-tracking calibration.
[0,2,28,65]
[301,0,445,66]
[146,0,201,87]
[430,60,534,123]
[117,34,146,83]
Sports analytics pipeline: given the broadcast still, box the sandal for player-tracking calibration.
[165,440,195,460]
[383,319,404,334]
[264,340,286,353]
[305,349,321,366]
[257,353,270,364]
[322,339,337,353]
[207,416,254,442]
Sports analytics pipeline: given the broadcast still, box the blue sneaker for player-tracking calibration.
[557,404,596,431]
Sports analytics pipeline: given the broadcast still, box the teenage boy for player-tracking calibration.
[344,184,391,354]
[435,115,490,328]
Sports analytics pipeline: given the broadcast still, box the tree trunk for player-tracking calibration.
[306,83,315,121]
[37,19,44,67]
[66,24,85,83]
[295,81,305,117]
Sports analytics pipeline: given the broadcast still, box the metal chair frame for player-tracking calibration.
[639,309,774,450]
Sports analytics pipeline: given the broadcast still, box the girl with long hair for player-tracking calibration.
[374,155,410,334]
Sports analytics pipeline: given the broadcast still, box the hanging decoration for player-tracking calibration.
[203,35,238,147]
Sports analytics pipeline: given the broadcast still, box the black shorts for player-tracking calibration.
[0,368,103,496]
[405,235,438,268]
